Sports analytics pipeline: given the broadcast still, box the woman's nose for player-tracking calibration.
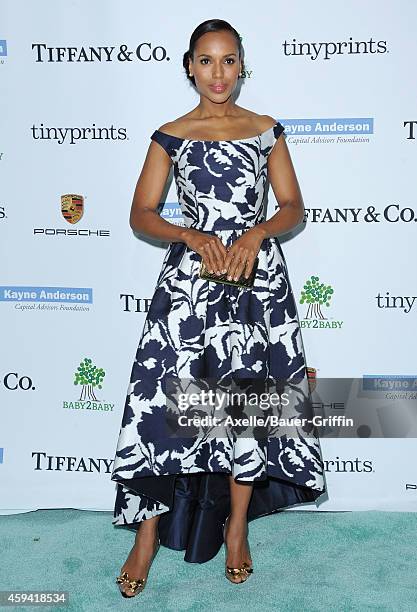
[212,63,224,78]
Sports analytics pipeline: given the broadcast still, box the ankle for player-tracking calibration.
[134,527,159,547]
[227,514,247,528]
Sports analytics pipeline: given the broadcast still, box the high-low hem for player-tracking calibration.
[112,471,324,564]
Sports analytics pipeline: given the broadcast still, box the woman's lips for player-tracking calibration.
[209,84,227,93]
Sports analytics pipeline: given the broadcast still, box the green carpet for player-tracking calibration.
[0,509,416,611]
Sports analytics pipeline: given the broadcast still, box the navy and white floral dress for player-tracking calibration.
[111,120,326,563]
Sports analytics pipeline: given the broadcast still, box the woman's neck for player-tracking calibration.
[192,97,240,120]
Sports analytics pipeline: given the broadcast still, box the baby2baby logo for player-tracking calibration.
[299,275,343,329]
[63,357,114,412]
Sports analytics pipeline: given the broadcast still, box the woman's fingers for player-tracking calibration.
[243,256,256,279]
[210,238,228,273]
[188,230,260,278]
[201,236,227,273]
[201,242,216,273]
[225,247,256,280]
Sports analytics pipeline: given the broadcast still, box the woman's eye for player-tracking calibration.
[199,58,235,65]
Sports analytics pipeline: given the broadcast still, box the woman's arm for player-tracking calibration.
[255,135,305,239]
[129,140,189,243]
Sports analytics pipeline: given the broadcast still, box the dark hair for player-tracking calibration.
[182,19,244,86]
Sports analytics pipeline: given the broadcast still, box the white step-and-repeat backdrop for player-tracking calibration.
[1,1,416,514]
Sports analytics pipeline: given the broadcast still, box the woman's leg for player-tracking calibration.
[225,476,254,574]
[118,515,160,597]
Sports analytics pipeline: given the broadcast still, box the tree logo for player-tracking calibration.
[63,357,113,412]
[74,357,105,402]
[300,275,334,320]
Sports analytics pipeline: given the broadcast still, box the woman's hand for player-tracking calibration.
[223,227,266,281]
[183,228,228,274]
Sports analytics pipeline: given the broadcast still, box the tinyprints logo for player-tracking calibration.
[375,292,416,314]
[283,38,387,61]
[0,40,7,64]
[324,457,373,473]
[0,286,93,312]
[31,124,128,145]
[161,202,184,226]
[282,118,373,145]
[299,275,343,330]
[62,357,114,413]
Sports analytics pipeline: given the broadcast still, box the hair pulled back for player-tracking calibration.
[182,19,244,86]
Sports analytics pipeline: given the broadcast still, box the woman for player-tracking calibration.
[111,18,326,597]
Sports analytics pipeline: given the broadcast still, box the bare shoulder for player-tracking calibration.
[237,108,278,132]
[254,114,279,131]
[156,115,192,138]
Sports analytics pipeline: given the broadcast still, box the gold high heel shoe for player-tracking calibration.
[116,534,160,598]
[222,515,254,584]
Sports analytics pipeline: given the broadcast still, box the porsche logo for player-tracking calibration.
[306,366,317,393]
[61,194,84,224]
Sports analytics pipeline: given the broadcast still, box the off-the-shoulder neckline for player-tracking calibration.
[153,121,281,144]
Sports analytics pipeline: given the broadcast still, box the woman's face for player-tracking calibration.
[189,30,242,101]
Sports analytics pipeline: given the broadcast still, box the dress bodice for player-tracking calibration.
[150,121,285,232]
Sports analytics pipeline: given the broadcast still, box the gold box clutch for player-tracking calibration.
[199,257,259,289]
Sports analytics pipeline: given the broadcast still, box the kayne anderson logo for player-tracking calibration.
[282,37,387,61]
[282,118,373,145]
[160,202,184,227]
[34,193,110,237]
[0,40,7,64]
[32,43,168,63]
[120,293,152,313]
[299,275,343,330]
[363,375,417,391]
[31,123,127,145]
[304,204,417,223]
[0,286,93,312]
[362,375,417,401]
[63,357,114,412]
